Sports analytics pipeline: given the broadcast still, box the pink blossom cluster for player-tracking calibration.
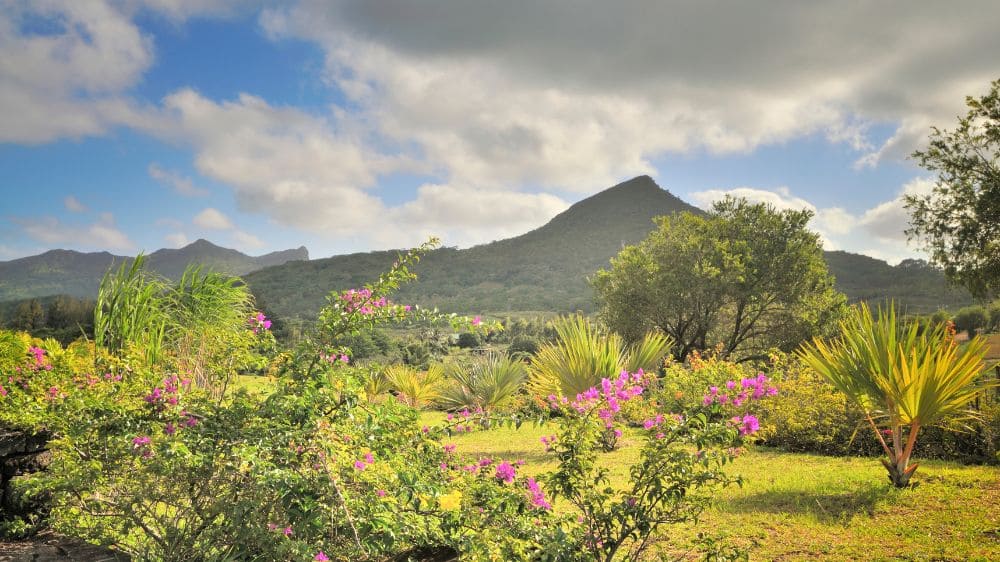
[27,346,52,371]
[732,414,760,436]
[547,370,645,429]
[539,434,558,451]
[702,373,777,407]
[322,352,350,364]
[525,477,552,510]
[339,288,411,315]
[353,451,376,471]
[248,312,272,334]
[144,375,190,411]
[132,435,153,459]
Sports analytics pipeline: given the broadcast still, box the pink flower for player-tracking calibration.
[314,552,329,561]
[354,460,367,471]
[376,489,387,497]
[495,461,516,484]
[283,526,292,536]
[364,452,375,464]
[471,315,482,326]
[525,478,551,510]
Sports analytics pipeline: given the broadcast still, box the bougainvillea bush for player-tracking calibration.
[0,240,769,561]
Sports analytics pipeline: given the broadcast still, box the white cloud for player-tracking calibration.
[193,207,234,230]
[18,214,134,252]
[0,1,153,143]
[381,184,570,247]
[261,0,1000,191]
[231,229,264,249]
[164,232,190,247]
[149,163,208,196]
[63,195,87,213]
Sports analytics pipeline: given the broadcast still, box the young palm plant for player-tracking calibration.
[527,315,672,398]
[797,302,991,487]
[438,354,527,413]
[383,363,447,408]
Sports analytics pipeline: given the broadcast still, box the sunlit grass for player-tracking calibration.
[420,412,1000,561]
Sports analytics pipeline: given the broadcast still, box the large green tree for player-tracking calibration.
[907,78,1000,300]
[593,197,846,361]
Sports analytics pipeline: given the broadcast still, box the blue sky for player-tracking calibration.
[2,1,998,264]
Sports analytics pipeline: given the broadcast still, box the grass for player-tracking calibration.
[420,412,1000,561]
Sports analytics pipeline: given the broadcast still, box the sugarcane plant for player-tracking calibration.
[797,302,991,488]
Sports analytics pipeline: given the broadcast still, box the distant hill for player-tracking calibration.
[246,176,701,317]
[1,176,972,320]
[823,252,971,313]
[245,175,973,320]
[0,240,308,302]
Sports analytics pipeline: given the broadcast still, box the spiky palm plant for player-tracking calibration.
[797,302,990,487]
[383,363,447,409]
[438,354,527,413]
[527,315,672,398]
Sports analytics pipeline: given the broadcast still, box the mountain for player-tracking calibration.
[245,175,973,320]
[246,176,701,318]
[0,240,308,302]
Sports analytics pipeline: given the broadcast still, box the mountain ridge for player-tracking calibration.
[0,176,973,317]
[0,239,308,302]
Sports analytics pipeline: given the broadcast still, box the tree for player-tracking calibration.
[907,78,1000,300]
[13,298,45,331]
[953,305,989,337]
[798,302,991,488]
[593,197,846,361]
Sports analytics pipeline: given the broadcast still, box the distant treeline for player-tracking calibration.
[0,294,95,344]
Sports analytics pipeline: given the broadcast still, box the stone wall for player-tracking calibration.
[0,428,51,528]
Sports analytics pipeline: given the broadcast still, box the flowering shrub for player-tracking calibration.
[3,238,771,560]
[538,369,776,561]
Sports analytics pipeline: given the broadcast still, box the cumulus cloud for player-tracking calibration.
[17,213,134,252]
[63,196,87,213]
[231,229,264,249]
[149,163,208,197]
[193,207,234,230]
[0,1,153,143]
[689,178,937,264]
[261,0,1000,189]
[164,232,190,247]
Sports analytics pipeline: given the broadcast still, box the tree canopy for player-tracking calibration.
[593,197,846,361]
[907,78,1000,300]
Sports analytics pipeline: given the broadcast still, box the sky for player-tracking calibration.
[1,1,998,264]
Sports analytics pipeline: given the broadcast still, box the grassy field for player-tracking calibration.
[421,412,1000,561]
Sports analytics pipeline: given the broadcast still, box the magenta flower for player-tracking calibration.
[314,552,329,561]
[354,460,367,471]
[283,526,292,536]
[739,414,760,436]
[376,489,387,497]
[525,478,551,510]
[495,461,516,484]
[471,315,482,326]
[364,452,375,463]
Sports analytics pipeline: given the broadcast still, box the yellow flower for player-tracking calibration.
[438,490,463,511]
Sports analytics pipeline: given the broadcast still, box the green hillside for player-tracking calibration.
[0,240,308,302]
[246,176,973,321]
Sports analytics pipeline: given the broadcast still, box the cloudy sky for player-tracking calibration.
[1,1,998,264]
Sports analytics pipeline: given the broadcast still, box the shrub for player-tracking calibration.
[798,302,993,487]
[506,335,539,358]
[456,331,482,349]
[954,305,989,337]
[526,315,671,398]
[437,354,527,413]
[383,363,447,409]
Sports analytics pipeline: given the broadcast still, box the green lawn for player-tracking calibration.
[420,412,1000,561]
